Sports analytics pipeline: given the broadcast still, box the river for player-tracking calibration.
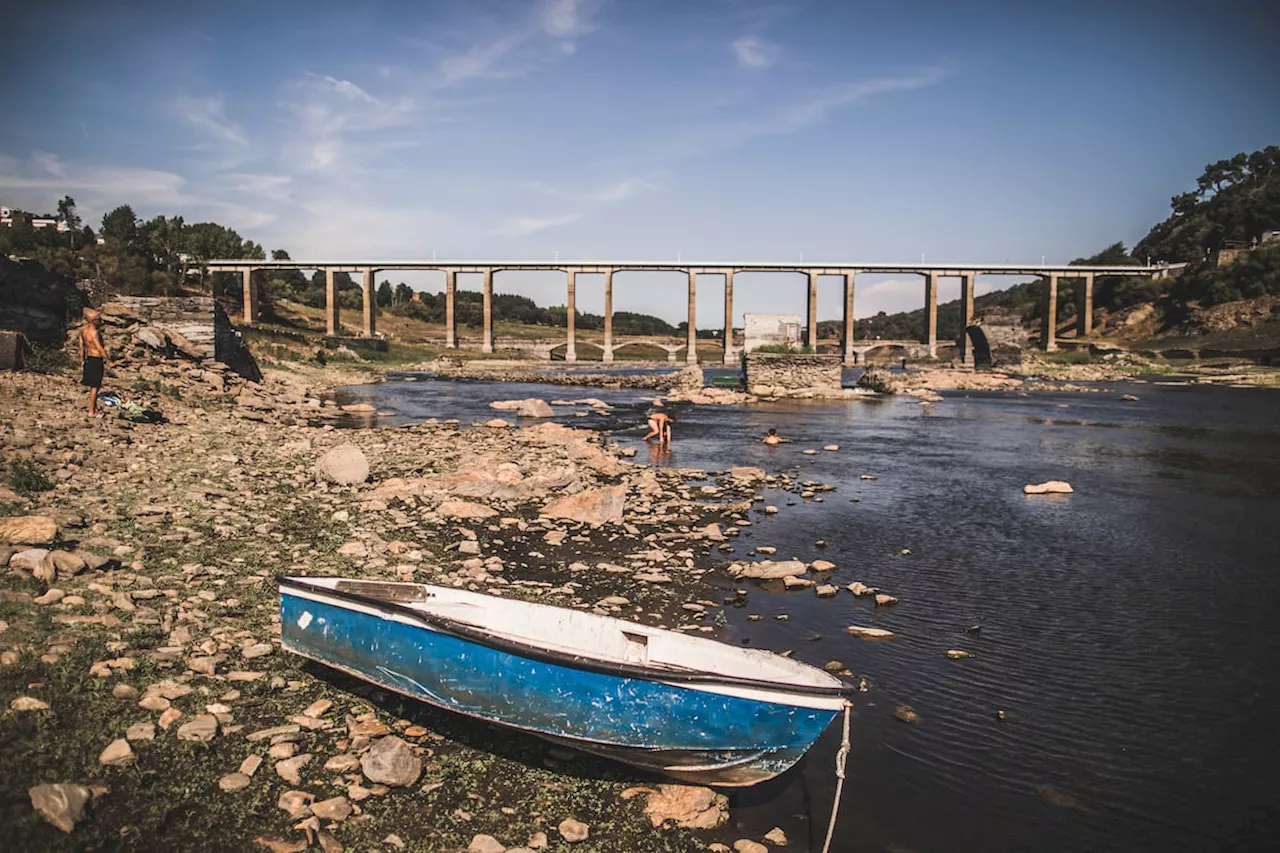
[334,370,1280,852]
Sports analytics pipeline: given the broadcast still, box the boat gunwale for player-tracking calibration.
[279,575,853,700]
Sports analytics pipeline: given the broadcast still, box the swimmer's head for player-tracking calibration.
[768,428,777,435]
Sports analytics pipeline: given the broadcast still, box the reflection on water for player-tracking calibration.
[338,373,1280,852]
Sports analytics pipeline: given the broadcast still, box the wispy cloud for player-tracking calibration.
[731,36,778,69]
[173,95,245,146]
[500,212,583,236]
[313,74,379,104]
[541,0,594,38]
[775,68,949,132]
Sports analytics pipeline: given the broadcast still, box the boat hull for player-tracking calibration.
[281,588,838,786]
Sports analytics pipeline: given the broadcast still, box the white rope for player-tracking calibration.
[820,700,853,853]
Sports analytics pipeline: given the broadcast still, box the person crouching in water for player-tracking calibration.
[643,412,673,445]
[78,308,109,416]
[761,428,790,446]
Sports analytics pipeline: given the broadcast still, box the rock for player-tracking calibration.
[98,738,135,767]
[802,449,817,456]
[317,831,343,853]
[517,399,555,418]
[845,625,895,640]
[764,827,788,845]
[763,505,779,514]
[28,783,94,833]
[822,445,840,452]
[275,753,313,785]
[315,444,369,485]
[255,837,308,853]
[846,581,878,597]
[177,714,219,742]
[468,834,506,853]
[112,684,138,700]
[277,790,315,818]
[755,546,777,555]
[0,515,58,544]
[946,649,973,659]
[733,841,767,853]
[219,772,252,792]
[783,575,813,589]
[10,696,51,711]
[810,559,836,571]
[823,661,845,673]
[438,500,498,520]
[125,722,155,741]
[1023,480,1073,495]
[302,699,333,718]
[814,584,838,597]
[158,707,182,729]
[874,594,898,606]
[241,755,264,776]
[484,419,511,429]
[558,818,589,843]
[311,796,353,822]
[730,466,766,481]
[9,548,51,576]
[33,587,65,605]
[701,523,725,542]
[526,831,548,849]
[242,643,274,659]
[1120,394,1139,401]
[49,549,87,577]
[894,704,919,724]
[324,754,361,772]
[540,485,626,527]
[734,559,806,579]
[642,784,729,829]
[360,735,421,787]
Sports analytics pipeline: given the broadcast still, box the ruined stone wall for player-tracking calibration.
[744,353,844,397]
[101,296,260,381]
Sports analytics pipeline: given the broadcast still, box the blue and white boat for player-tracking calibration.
[279,576,852,786]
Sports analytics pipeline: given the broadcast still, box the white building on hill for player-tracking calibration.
[743,313,803,352]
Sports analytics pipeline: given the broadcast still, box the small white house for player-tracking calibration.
[743,313,803,352]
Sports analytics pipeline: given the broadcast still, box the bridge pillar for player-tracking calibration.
[1040,272,1059,351]
[842,271,855,366]
[722,271,735,364]
[444,270,457,348]
[482,269,494,353]
[923,271,938,358]
[325,269,340,336]
[361,268,377,338]
[1076,273,1094,338]
[241,268,258,325]
[807,271,819,350]
[686,270,698,364]
[602,270,614,363]
[565,270,577,362]
[959,272,976,365]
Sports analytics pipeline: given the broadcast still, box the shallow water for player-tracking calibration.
[338,372,1280,852]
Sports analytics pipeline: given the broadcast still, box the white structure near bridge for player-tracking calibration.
[743,313,802,353]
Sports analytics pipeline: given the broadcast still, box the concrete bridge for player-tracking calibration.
[472,336,690,361]
[206,258,1181,365]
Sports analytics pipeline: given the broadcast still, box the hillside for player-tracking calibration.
[823,146,1280,354]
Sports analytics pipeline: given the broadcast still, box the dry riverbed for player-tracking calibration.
[0,348,841,853]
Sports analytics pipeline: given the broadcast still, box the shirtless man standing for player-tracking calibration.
[78,308,108,416]
[642,411,673,445]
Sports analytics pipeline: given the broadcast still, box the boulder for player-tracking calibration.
[28,783,95,833]
[0,515,58,545]
[642,784,729,830]
[540,485,626,527]
[1024,480,1073,495]
[136,326,168,350]
[48,549,87,577]
[360,736,421,787]
[314,444,369,485]
[9,548,52,579]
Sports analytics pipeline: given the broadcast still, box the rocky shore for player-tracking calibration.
[0,341,845,852]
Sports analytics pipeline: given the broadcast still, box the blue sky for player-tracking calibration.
[2,0,1278,324]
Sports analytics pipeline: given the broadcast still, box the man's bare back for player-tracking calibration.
[79,309,108,415]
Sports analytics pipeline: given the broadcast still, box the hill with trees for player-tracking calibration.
[820,145,1280,348]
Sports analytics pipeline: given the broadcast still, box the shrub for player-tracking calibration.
[9,459,53,495]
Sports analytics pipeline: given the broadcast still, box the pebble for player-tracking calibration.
[764,826,789,845]
[125,722,156,741]
[874,594,899,606]
[10,696,50,711]
[894,705,919,724]
[360,735,422,787]
[468,835,506,853]
[734,841,767,853]
[177,714,219,742]
[275,753,313,785]
[947,649,973,659]
[219,772,252,792]
[311,796,353,822]
[823,445,839,451]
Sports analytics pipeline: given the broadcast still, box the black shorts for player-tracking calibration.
[82,356,104,388]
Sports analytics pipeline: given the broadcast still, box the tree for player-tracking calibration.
[57,196,81,248]
[394,282,414,306]
[100,205,139,250]
[377,280,394,307]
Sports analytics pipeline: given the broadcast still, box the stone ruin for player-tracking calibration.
[962,308,1026,368]
[743,352,845,397]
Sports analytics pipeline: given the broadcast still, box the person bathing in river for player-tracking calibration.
[642,412,673,444]
[761,428,791,446]
[78,308,109,417]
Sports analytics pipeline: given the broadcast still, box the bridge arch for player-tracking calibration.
[964,325,992,367]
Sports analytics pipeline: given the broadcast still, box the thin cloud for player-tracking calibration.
[541,0,594,38]
[501,212,583,236]
[316,74,379,103]
[731,36,778,69]
[173,95,246,146]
